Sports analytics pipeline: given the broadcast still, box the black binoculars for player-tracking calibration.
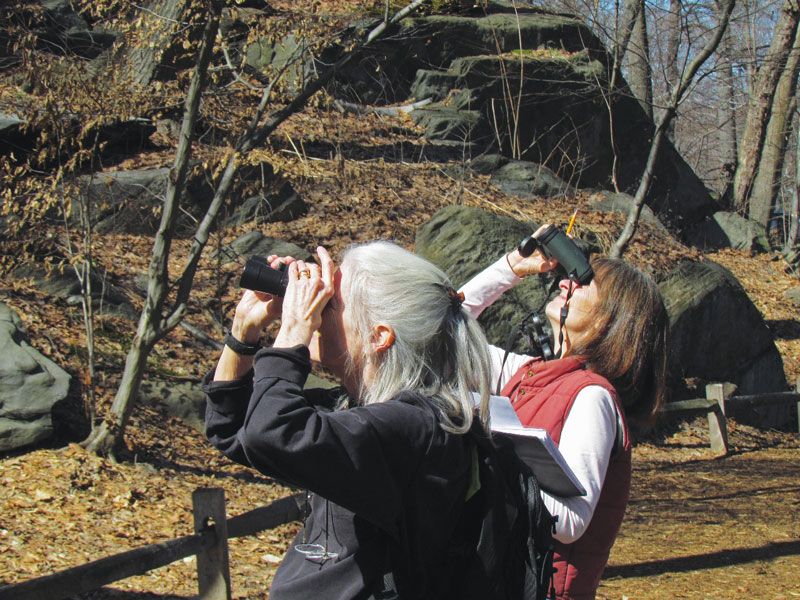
[518,225,593,285]
[240,255,290,296]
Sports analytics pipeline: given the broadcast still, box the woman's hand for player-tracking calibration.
[506,224,560,278]
[273,246,336,349]
[230,255,293,344]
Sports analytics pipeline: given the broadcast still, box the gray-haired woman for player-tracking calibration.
[203,242,494,599]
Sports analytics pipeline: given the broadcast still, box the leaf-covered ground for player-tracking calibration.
[1,102,799,600]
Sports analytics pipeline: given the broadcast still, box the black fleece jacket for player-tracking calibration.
[203,345,473,600]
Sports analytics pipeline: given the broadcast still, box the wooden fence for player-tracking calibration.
[1,381,798,599]
[661,379,800,454]
[0,490,304,600]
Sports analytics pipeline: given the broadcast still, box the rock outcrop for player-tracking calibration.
[660,260,789,410]
[416,205,551,351]
[0,303,71,452]
[329,4,715,231]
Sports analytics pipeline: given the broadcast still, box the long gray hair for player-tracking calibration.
[340,241,491,433]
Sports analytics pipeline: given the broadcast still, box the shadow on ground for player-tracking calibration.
[604,540,800,579]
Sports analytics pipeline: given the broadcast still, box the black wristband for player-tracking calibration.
[223,330,260,355]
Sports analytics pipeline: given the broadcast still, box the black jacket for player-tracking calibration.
[203,346,473,600]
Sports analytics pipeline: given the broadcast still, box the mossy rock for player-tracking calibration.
[660,260,790,427]
[416,205,552,351]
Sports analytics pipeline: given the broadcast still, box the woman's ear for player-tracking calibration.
[371,323,396,353]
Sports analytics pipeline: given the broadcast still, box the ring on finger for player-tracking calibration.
[299,269,312,279]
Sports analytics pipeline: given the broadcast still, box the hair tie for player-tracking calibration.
[446,287,465,309]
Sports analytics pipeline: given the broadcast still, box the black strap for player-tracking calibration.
[496,278,561,394]
[223,329,260,355]
[611,406,625,458]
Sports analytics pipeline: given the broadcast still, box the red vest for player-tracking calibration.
[501,357,632,600]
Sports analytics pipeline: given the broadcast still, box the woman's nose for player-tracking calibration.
[560,278,581,291]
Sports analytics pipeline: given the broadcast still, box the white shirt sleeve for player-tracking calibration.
[459,256,532,389]
[542,385,617,544]
[460,256,616,543]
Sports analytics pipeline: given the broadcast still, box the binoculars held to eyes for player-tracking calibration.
[518,225,593,285]
[240,255,290,296]
[239,223,592,297]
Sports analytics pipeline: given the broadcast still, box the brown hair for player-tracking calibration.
[571,256,668,428]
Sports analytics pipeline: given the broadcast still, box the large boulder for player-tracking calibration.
[69,158,285,234]
[215,231,312,264]
[33,0,116,59]
[490,160,574,199]
[139,380,208,433]
[415,205,552,350]
[660,260,790,427]
[686,211,770,253]
[787,286,800,309]
[223,181,307,227]
[410,50,714,229]
[0,113,34,158]
[416,206,791,429]
[11,263,136,319]
[244,33,310,93]
[0,113,153,164]
[0,303,71,452]
[331,9,605,104]
[71,167,213,235]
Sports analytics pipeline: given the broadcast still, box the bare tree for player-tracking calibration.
[747,26,800,227]
[732,0,800,217]
[787,117,800,252]
[82,0,430,457]
[664,0,683,139]
[124,0,193,86]
[82,0,224,455]
[610,0,737,258]
[716,0,739,202]
[627,0,653,118]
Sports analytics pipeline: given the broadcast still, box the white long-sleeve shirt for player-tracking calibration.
[459,256,617,543]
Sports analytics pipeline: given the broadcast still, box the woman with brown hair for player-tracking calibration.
[460,228,668,600]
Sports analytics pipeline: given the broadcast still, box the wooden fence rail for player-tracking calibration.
[0,492,304,600]
[661,379,800,455]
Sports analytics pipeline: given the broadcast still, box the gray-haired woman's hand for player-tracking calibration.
[273,247,336,349]
[230,254,292,343]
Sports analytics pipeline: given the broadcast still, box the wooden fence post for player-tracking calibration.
[796,378,800,435]
[193,488,232,600]
[705,383,735,455]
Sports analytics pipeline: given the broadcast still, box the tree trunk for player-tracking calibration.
[627,0,653,119]
[82,332,154,456]
[664,0,682,140]
[787,120,800,250]
[733,0,800,214]
[616,0,641,65]
[747,26,800,227]
[717,1,738,204]
[82,4,223,457]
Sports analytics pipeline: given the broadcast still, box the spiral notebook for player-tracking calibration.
[476,394,586,497]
